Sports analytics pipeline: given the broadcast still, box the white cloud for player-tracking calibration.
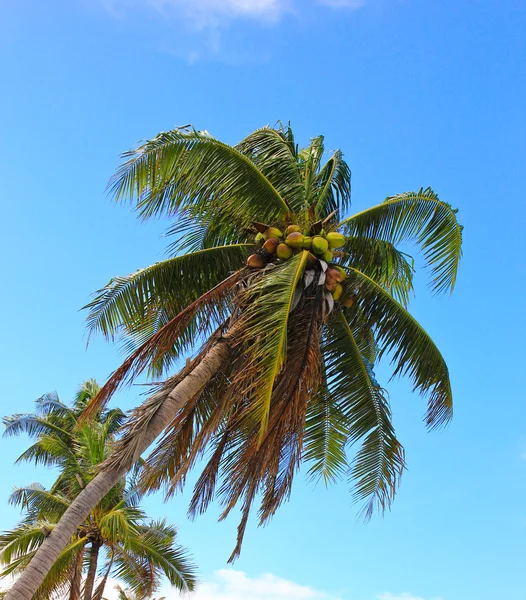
[378,594,445,600]
[101,0,288,27]
[185,569,343,600]
[101,570,343,600]
[99,0,363,28]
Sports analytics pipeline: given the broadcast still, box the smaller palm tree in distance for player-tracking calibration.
[0,382,196,600]
[6,123,462,600]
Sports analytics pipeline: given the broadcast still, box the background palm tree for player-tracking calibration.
[1,383,196,600]
[7,123,462,600]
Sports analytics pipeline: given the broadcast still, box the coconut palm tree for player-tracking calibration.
[1,384,196,599]
[6,123,463,600]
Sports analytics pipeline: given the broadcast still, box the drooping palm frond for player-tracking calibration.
[340,237,414,306]
[9,485,69,522]
[347,268,453,428]
[339,188,462,294]
[303,377,348,485]
[109,127,292,232]
[85,244,251,341]
[230,251,310,438]
[324,312,405,518]
[84,270,244,420]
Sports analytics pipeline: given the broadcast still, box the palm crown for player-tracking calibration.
[84,123,462,560]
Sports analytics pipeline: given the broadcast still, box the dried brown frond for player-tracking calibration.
[82,270,246,421]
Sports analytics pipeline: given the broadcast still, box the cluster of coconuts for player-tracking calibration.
[246,225,355,306]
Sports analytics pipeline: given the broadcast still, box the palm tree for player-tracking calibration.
[6,123,463,600]
[1,384,196,599]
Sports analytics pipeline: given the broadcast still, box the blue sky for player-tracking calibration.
[1,1,525,599]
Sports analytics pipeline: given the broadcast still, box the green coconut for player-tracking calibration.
[285,232,305,248]
[302,236,312,250]
[276,243,293,260]
[264,226,283,240]
[322,250,333,262]
[326,232,345,249]
[255,232,265,245]
[263,237,280,254]
[285,224,301,235]
[332,284,343,301]
[247,254,265,269]
[312,236,329,255]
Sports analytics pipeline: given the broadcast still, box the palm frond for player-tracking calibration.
[348,268,453,427]
[341,237,414,305]
[232,251,309,438]
[84,244,251,341]
[303,376,348,485]
[108,127,291,231]
[84,270,243,419]
[324,312,405,519]
[236,125,304,213]
[313,150,352,219]
[339,188,462,294]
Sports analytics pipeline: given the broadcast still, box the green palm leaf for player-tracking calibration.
[341,237,414,305]
[347,268,453,428]
[314,150,352,219]
[235,251,309,438]
[324,312,405,518]
[235,125,304,213]
[339,187,462,294]
[85,244,251,341]
[109,127,292,229]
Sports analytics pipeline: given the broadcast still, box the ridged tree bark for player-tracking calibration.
[83,541,101,600]
[68,543,85,600]
[5,340,230,600]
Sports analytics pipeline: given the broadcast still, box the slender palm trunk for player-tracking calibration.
[91,554,113,600]
[68,543,85,600]
[6,340,230,600]
[83,541,101,600]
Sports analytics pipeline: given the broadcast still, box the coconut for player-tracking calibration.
[332,284,343,301]
[276,243,293,260]
[263,237,280,254]
[285,224,301,235]
[264,226,283,240]
[322,250,333,262]
[326,232,345,249]
[255,232,265,245]
[302,236,312,250]
[285,232,305,248]
[247,254,265,268]
[343,296,354,308]
[311,236,329,255]
[325,280,337,292]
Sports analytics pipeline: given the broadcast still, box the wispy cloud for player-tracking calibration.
[100,0,363,28]
[378,593,445,600]
[103,569,344,600]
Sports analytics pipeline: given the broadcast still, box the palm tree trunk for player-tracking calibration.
[68,543,85,600]
[83,541,101,600]
[91,554,114,600]
[5,340,230,600]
